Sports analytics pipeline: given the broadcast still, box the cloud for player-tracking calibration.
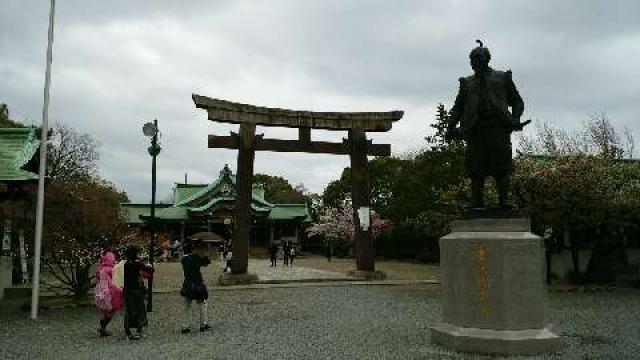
[1,1,639,202]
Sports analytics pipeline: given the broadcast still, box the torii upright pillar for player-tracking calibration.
[349,126,374,271]
[232,122,256,273]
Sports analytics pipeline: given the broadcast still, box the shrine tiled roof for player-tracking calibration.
[173,165,273,209]
[148,206,189,221]
[0,128,40,181]
[173,184,207,205]
[120,204,172,224]
[267,204,312,222]
[188,196,271,214]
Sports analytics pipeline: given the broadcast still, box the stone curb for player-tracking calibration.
[551,285,617,293]
[253,277,361,285]
[153,279,440,293]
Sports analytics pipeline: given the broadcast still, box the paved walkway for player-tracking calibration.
[131,258,417,294]
[247,259,358,283]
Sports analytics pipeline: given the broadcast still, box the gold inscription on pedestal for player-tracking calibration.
[474,243,491,315]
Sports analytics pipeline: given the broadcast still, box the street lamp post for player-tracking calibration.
[143,120,161,312]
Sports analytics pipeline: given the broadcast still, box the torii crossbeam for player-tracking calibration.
[193,94,403,274]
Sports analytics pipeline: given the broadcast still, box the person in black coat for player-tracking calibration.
[180,241,211,333]
[269,243,278,267]
[283,242,290,267]
[123,246,153,340]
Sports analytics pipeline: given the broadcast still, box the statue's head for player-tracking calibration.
[469,40,491,74]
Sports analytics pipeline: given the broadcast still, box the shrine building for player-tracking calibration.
[0,127,39,299]
[120,165,311,247]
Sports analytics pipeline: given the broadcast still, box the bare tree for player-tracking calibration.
[518,114,635,159]
[519,121,582,156]
[623,126,636,159]
[46,123,99,184]
[585,113,625,159]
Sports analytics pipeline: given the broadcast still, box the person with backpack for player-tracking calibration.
[180,241,212,333]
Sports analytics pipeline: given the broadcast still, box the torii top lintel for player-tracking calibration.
[193,94,404,132]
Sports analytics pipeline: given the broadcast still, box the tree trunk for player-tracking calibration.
[565,226,581,282]
[585,226,617,284]
[545,248,552,284]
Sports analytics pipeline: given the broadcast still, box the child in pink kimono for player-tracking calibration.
[94,251,125,337]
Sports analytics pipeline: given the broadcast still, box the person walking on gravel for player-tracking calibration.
[180,241,212,333]
[123,246,153,340]
[269,242,278,267]
[94,251,125,337]
[289,246,296,266]
[283,241,290,267]
[224,247,233,273]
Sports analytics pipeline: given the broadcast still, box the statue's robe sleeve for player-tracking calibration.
[448,77,466,131]
[505,70,524,120]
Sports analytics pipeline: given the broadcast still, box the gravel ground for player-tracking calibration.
[1,285,639,359]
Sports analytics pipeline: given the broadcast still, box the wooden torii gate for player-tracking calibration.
[193,94,403,274]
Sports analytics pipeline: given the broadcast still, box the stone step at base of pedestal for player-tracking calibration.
[431,322,561,355]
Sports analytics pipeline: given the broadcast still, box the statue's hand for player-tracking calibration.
[511,119,531,132]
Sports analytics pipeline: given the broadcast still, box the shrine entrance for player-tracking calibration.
[193,94,403,274]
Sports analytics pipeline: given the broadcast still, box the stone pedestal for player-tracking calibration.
[431,218,561,354]
[0,256,13,300]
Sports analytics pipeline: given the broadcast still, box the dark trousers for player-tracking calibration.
[123,288,147,334]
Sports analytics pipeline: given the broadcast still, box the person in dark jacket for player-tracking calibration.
[269,243,278,267]
[123,246,153,340]
[180,241,211,333]
[283,242,290,267]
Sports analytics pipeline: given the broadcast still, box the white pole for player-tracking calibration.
[31,0,56,319]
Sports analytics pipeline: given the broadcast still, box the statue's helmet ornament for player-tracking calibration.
[469,39,491,64]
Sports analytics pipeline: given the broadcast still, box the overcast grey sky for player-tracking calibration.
[2,1,639,202]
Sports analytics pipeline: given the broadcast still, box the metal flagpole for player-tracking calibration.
[31,0,56,319]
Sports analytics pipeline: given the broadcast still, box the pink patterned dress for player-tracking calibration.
[94,252,125,313]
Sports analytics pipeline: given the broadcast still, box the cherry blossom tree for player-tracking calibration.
[307,202,353,241]
[306,201,393,258]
